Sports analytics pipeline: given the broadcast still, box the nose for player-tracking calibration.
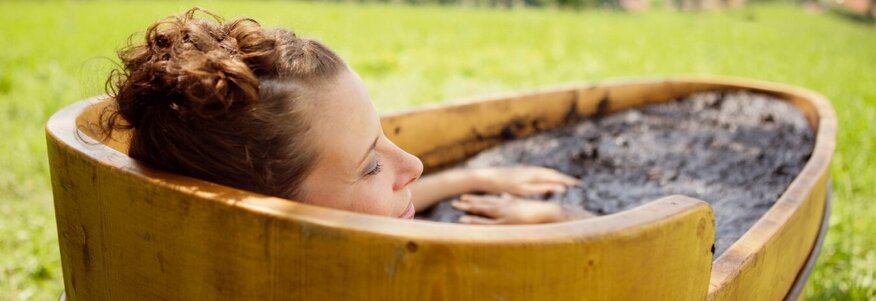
[393,148,423,191]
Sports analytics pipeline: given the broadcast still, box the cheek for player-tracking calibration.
[348,175,397,216]
[302,167,399,217]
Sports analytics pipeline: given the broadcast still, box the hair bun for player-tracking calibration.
[111,8,269,122]
[170,48,259,118]
[108,7,340,127]
[223,18,281,76]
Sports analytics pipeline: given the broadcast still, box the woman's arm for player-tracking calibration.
[409,165,581,211]
[409,168,478,211]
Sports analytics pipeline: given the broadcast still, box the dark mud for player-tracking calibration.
[419,91,815,257]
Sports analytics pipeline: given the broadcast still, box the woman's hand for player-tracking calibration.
[451,194,595,225]
[470,166,580,197]
[409,165,580,212]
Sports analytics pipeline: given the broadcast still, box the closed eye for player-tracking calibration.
[365,162,382,176]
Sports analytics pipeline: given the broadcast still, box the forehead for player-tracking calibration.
[308,69,379,169]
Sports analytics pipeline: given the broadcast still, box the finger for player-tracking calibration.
[451,199,501,217]
[459,215,501,225]
[535,169,581,186]
[451,200,470,210]
[516,183,568,197]
[522,166,579,185]
[460,194,508,205]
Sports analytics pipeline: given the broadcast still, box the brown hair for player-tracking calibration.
[103,7,346,199]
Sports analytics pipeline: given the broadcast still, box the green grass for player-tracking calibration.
[0,1,874,300]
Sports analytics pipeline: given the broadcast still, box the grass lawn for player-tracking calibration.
[1,1,873,300]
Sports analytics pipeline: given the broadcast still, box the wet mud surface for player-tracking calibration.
[419,91,815,257]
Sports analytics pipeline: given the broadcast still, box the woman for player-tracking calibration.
[103,8,593,224]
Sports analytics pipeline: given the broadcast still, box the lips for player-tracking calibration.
[399,202,416,219]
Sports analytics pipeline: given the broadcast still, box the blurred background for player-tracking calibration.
[0,0,873,300]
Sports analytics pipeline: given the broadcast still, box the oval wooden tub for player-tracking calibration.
[46,77,835,301]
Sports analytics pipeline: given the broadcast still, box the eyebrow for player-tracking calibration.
[357,136,379,170]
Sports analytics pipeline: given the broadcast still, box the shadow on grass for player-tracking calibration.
[828,7,875,25]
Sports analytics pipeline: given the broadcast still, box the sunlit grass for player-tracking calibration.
[0,1,873,300]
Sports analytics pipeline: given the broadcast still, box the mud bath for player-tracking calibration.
[419,91,815,257]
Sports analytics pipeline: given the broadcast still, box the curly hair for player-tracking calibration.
[103,7,346,199]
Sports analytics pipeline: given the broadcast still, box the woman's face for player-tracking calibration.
[298,68,424,219]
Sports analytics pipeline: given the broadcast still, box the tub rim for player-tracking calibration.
[46,94,712,243]
[45,75,835,246]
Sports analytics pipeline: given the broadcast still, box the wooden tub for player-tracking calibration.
[46,77,835,301]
